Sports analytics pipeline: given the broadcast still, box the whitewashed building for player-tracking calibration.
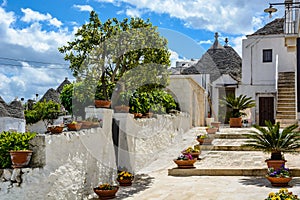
[238,0,300,126]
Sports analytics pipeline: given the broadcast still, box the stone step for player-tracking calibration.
[168,151,300,176]
[276,115,296,119]
[277,99,295,103]
[276,111,296,115]
[277,105,296,110]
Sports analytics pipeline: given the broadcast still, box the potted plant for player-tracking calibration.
[265,165,292,187]
[206,126,218,134]
[67,121,82,131]
[196,134,213,145]
[116,171,134,186]
[223,94,255,128]
[93,183,119,199]
[94,82,114,108]
[173,153,197,169]
[211,121,221,131]
[242,121,300,170]
[114,91,132,113]
[265,188,299,200]
[182,145,201,159]
[48,124,64,134]
[0,131,37,168]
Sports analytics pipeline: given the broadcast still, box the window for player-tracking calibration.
[263,49,272,62]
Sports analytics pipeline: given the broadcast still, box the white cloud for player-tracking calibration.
[0,7,73,102]
[198,40,212,45]
[21,8,63,28]
[125,8,141,17]
[73,4,94,12]
[100,0,273,35]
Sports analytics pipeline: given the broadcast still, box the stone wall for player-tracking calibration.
[0,108,190,199]
[0,117,25,133]
[114,112,190,173]
[0,109,116,200]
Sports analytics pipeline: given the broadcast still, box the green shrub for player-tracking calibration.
[0,131,37,168]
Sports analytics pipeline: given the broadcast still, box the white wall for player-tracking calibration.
[242,35,296,86]
[0,117,25,132]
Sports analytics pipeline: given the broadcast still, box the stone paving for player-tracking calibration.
[116,126,300,200]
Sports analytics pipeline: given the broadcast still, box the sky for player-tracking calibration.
[0,0,285,102]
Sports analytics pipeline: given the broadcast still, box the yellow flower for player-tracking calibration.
[279,188,288,194]
[271,196,280,200]
[268,192,276,198]
[120,177,123,180]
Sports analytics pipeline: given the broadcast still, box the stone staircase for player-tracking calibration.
[168,127,300,176]
[276,72,297,126]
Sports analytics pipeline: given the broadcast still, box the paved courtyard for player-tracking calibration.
[115,127,300,200]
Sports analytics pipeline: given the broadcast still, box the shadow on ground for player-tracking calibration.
[239,177,300,188]
[90,173,154,199]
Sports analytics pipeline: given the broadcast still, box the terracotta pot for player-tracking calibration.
[80,121,93,129]
[229,118,242,128]
[48,126,64,134]
[197,138,213,145]
[211,122,221,131]
[266,177,292,187]
[67,123,82,131]
[173,159,197,169]
[143,112,154,118]
[114,105,130,113]
[117,178,133,186]
[206,128,218,134]
[95,100,111,108]
[133,113,143,118]
[93,186,119,199]
[9,150,33,168]
[182,151,200,159]
[266,160,286,170]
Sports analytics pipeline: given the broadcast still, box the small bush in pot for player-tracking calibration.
[0,131,37,168]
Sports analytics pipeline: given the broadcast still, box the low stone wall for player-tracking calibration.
[0,109,116,200]
[114,112,190,173]
[0,109,190,199]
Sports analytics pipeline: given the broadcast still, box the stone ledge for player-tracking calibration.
[168,168,300,176]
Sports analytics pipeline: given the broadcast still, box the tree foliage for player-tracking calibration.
[25,100,61,128]
[58,11,171,102]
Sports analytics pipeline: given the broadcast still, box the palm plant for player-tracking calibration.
[242,120,300,160]
[223,94,256,118]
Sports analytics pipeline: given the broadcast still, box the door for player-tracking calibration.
[259,97,275,126]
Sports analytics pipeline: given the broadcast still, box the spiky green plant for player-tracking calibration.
[223,94,255,118]
[242,121,300,160]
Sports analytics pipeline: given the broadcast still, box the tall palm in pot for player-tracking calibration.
[242,120,300,169]
[223,94,255,128]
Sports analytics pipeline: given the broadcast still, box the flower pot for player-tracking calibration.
[67,123,82,131]
[9,150,33,168]
[48,125,64,134]
[80,121,94,129]
[133,113,143,118]
[197,138,213,145]
[266,160,286,170]
[95,100,111,108]
[114,105,130,113]
[229,117,242,128]
[206,128,218,134]
[143,112,154,118]
[93,186,119,199]
[266,177,292,187]
[173,159,197,169]
[211,122,221,131]
[117,178,133,186]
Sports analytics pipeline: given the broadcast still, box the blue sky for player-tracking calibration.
[0,0,284,102]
